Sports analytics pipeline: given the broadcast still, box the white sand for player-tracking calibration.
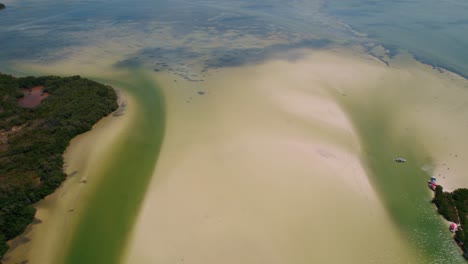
[124,50,419,263]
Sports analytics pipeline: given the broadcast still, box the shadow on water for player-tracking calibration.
[61,70,165,264]
[115,38,332,71]
[337,92,465,263]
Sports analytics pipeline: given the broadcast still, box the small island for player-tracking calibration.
[0,73,118,258]
[432,184,468,259]
[0,3,5,10]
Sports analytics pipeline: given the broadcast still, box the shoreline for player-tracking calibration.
[334,49,468,262]
[3,59,168,262]
[61,71,166,264]
[431,183,468,259]
[3,89,135,264]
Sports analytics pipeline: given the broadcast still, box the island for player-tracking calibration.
[0,3,5,10]
[0,73,118,257]
[432,185,468,259]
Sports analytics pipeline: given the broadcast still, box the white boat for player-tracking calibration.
[395,157,407,163]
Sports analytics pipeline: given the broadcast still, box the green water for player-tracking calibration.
[61,71,165,264]
[339,92,465,263]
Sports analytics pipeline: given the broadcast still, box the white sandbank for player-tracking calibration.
[124,50,419,263]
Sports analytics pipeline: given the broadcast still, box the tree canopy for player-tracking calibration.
[0,73,118,258]
[433,185,468,259]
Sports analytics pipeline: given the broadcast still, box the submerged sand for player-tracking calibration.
[3,91,136,264]
[6,46,468,263]
[124,50,427,263]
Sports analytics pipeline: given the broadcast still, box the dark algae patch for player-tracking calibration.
[433,186,468,259]
[0,73,118,259]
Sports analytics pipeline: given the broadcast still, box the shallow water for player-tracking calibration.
[324,0,468,78]
[336,70,468,263]
[1,0,468,263]
[61,72,165,264]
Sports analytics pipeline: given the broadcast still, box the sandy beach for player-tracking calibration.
[124,50,422,263]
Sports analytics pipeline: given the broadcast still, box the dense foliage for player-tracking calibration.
[452,189,468,258]
[0,73,117,258]
[0,3,5,10]
[433,186,468,259]
[432,185,458,222]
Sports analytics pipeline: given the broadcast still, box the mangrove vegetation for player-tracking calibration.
[433,185,468,259]
[0,73,117,258]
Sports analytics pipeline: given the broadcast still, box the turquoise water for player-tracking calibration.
[1,0,468,263]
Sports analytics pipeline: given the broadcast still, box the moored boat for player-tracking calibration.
[394,157,406,162]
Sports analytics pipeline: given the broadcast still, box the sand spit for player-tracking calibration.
[124,50,419,263]
[3,91,135,264]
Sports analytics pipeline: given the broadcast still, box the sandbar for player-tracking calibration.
[124,49,420,263]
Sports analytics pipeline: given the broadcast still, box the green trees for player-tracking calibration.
[452,189,468,256]
[433,186,468,259]
[0,73,117,259]
[432,185,458,222]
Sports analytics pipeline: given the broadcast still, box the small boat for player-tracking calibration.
[430,176,437,183]
[428,182,437,191]
[395,157,407,163]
